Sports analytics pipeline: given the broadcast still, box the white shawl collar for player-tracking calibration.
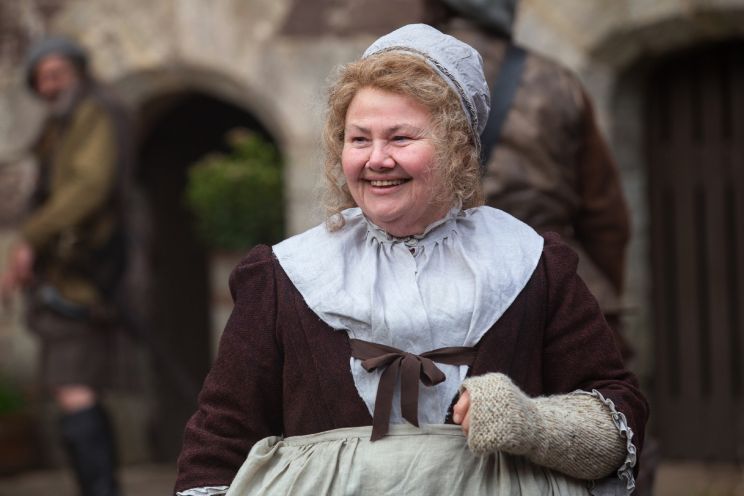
[273,206,543,424]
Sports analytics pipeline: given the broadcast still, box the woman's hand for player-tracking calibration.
[452,390,471,435]
[455,373,628,480]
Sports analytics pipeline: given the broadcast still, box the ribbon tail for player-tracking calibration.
[370,358,401,441]
[400,355,421,428]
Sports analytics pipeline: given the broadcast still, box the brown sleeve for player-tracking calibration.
[540,233,648,473]
[175,245,284,491]
[20,100,117,249]
[573,91,631,292]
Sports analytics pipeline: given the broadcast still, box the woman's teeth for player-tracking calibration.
[370,179,405,186]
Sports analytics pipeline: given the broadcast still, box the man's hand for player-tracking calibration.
[1,241,34,303]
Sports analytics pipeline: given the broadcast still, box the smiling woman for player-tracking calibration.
[323,51,482,232]
[341,87,445,236]
[175,24,647,496]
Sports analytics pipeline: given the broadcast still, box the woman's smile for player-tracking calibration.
[367,178,409,187]
[342,87,450,236]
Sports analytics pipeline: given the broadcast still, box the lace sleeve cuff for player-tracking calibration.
[574,389,637,495]
[176,486,229,496]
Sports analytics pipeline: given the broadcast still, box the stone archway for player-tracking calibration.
[510,8,744,395]
[595,9,744,463]
[112,65,286,149]
[115,69,283,461]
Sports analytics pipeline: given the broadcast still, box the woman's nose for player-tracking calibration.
[366,141,395,169]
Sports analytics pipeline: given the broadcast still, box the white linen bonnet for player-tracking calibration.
[362,23,491,147]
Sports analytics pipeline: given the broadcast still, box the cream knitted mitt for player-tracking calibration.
[460,373,627,480]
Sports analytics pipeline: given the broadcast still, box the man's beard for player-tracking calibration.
[49,84,81,117]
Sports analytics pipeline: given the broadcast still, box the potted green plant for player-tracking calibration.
[185,129,285,252]
[0,378,37,474]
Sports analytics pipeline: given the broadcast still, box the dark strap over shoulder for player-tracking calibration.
[479,44,527,172]
[349,338,477,441]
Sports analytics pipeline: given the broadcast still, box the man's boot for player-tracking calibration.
[60,404,121,496]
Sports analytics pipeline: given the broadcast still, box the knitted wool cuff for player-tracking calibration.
[461,373,627,480]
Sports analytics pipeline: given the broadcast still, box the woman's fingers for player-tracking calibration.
[452,390,471,434]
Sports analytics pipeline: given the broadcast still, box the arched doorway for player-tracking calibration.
[646,40,744,460]
[136,90,280,461]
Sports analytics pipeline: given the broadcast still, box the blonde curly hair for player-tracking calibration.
[322,52,483,230]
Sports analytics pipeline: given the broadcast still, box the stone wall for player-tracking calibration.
[2,0,744,464]
[3,0,744,229]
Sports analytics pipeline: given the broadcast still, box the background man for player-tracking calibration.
[427,1,660,492]
[429,0,633,359]
[1,37,129,496]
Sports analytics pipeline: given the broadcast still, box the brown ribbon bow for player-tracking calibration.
[349,338,476,441]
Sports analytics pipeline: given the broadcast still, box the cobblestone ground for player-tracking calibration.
[0,462,742,495]
[653,462,744,496]
[0,464,175,496]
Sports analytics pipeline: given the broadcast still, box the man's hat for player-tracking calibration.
[24,36,89,91]
[363,24,490,148]
[441,0,518,39]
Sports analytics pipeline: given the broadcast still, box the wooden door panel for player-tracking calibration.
[647,42,744,460]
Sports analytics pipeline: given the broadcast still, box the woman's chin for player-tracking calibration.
[364,214,421,237]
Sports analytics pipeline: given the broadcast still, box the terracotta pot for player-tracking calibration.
[0,412,38,475]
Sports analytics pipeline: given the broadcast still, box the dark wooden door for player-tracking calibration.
[646,41,744,460]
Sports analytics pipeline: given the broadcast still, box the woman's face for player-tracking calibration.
[342,87,450,237]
